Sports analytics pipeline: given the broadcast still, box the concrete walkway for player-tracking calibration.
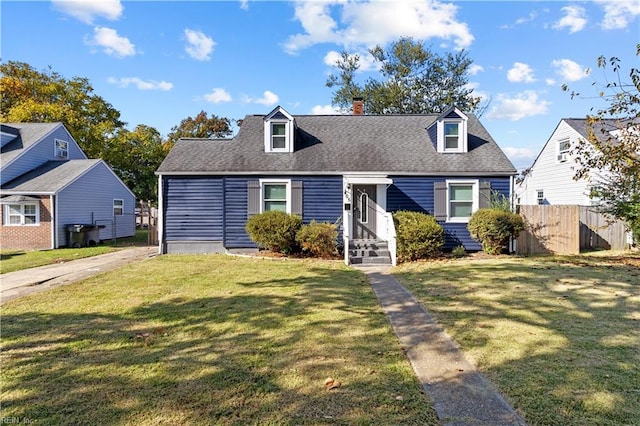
[1,246,157,304]
[358,265,527,426]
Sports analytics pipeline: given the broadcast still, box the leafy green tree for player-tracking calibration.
[107,125,167,202]
[562,45,640,243]
[165,110,233,150]
[326,37,483,115]
[0,61,125,158]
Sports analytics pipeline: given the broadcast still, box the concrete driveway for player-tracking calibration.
[1,246,157,304]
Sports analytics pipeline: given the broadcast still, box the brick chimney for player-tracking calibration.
[352,97,364,115]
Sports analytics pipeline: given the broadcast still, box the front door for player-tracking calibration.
[353,185,377,239]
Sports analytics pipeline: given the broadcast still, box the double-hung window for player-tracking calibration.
[448,182,476,221]
[444,122,460,150]
[5,203,39,225]
[261,180,290,213]
[55,139,69,159]
[271,123,287,150]
[536,190,544,205]
[113,199,124,216]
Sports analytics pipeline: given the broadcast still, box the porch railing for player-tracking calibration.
[383,212,397,266]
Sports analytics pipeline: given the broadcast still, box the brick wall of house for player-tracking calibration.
[0,197,53,250]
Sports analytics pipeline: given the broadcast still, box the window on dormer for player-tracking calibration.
[435,107,468,153]
[271,123,287,150]
[444,122,460,150]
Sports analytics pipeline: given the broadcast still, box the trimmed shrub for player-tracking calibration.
[393,211,444,262]
[467,208,525,255]
[245,211,302,254]
[296,220,339,258]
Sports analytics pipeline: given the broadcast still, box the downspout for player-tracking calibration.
[50,195,56,249]
[157,174,164,254]
[510,175,516,253]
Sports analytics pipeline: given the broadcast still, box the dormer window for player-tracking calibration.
[445,122,460,150]
[435,106,468,153]
[264,106,295,153]
[271,123,287,150]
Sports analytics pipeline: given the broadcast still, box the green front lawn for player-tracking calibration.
[1,255,438,425]
[394,252,640,426]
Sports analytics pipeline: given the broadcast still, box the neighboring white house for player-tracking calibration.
[515,118,612,206]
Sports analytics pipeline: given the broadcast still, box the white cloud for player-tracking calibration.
[468,64,484,76]
[507,62,536,83]
[243,90,279,106]
[553,6,587,33]
[284,0,473,54]
[52,0,123,24]
[595,0,640,30]
[107,77,172,90]
[503,146,536,160]
[311,104,341,115]
[184,29,215,61]
[86,27,136,57]
[487,91,550,121]
[204,88,232,103]
[551,59,587,83]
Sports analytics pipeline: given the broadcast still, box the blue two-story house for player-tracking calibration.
[156,103,517,265]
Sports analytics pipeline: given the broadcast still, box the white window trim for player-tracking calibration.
[437,119,468,153]
[557,138,570,163]
[55,139,69,159]
[264,121,292,153]
[259,179,291,213]
[536,190,544,205]
[113,199,124,216]
[446,179,478,223]
[4,203,40,226]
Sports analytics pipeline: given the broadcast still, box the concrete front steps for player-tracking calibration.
[349,239,392,265]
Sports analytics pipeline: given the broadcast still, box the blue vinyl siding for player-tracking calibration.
[57,162,135,246]
[300,176,343,224]
[164,177,224,241]
[389,176,511,251]
[223,175,344,248]
[1,126,86,185]
[223,177,251,248]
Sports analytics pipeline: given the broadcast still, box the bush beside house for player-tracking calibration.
[393,211,444,262]
[245,212,339,257]
[468,209,525,255]
[245,211,302,254]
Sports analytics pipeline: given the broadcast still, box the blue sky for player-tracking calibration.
[2,0,639,170]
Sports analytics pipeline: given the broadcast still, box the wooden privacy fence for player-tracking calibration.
[516,205,628,255]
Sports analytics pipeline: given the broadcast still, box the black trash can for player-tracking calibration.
[66,224,104,248]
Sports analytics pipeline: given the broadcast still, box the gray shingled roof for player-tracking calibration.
[0,122,63,165]
[157,114,517,176]
[564,118,639,142]
[1,160,102,194]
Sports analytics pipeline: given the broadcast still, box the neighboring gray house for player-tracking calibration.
[157,104,517,265]
[1,122,135,250]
